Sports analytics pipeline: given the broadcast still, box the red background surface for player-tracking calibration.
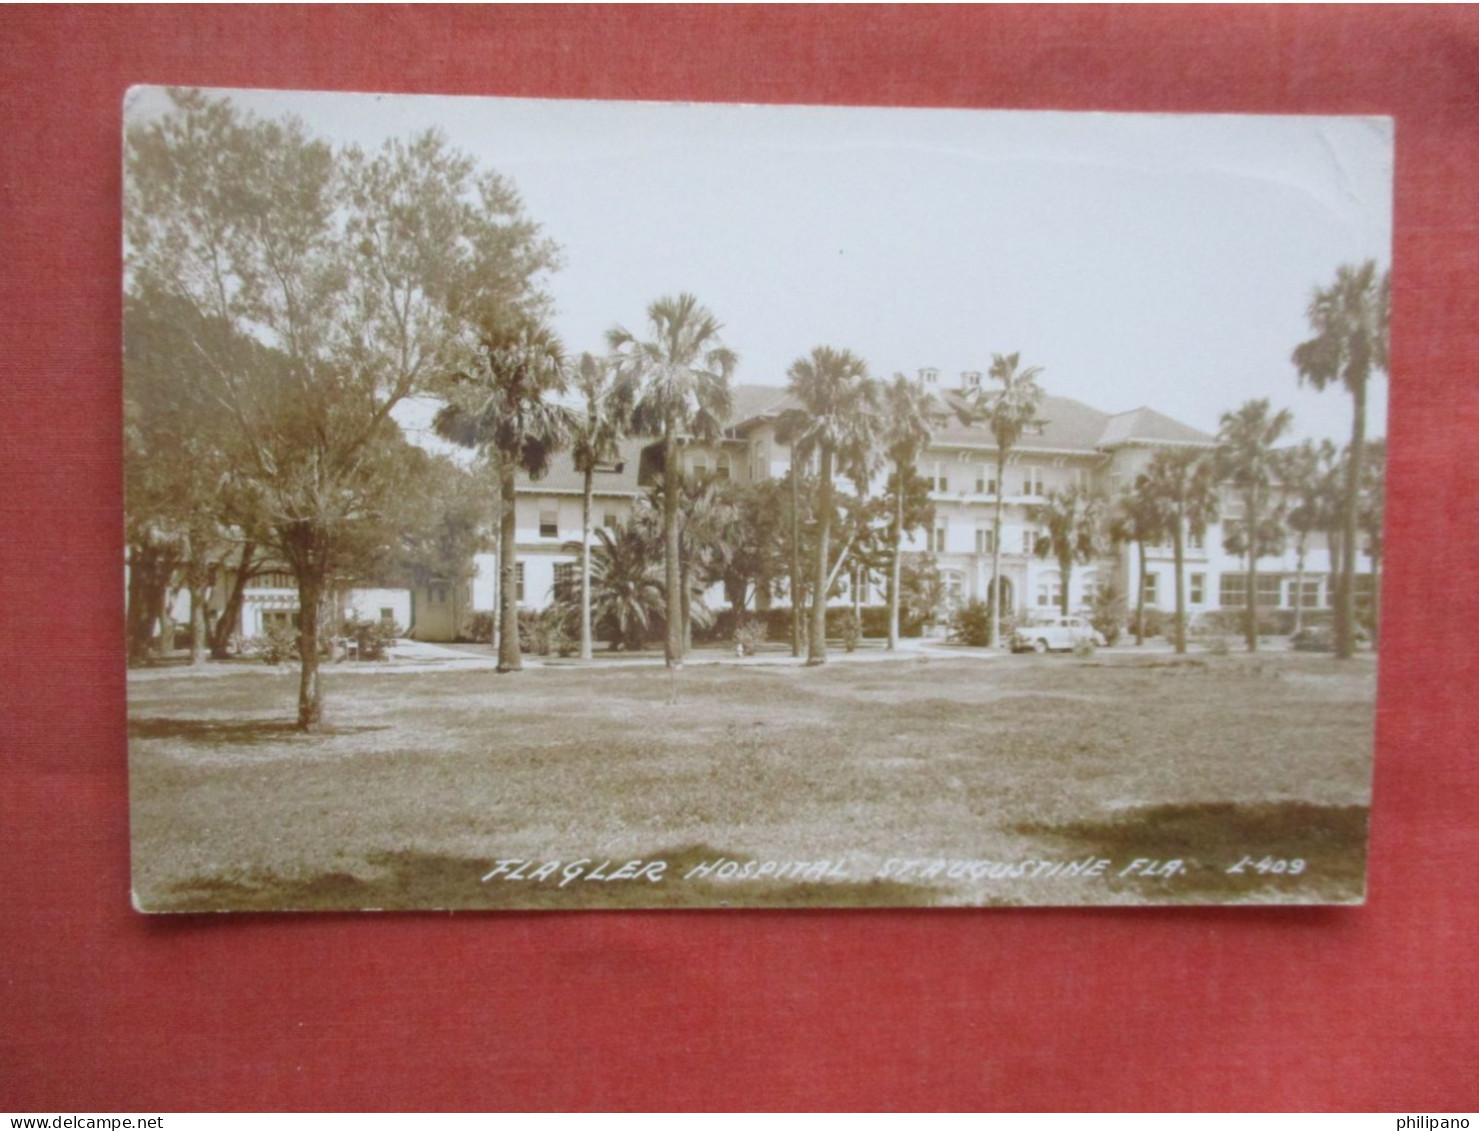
[2,5,1476,1112]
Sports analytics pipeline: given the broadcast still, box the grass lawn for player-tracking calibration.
[128,650,1375,911]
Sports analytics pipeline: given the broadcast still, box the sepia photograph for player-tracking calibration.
[123,86,1392,911]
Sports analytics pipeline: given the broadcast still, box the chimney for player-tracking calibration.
[961,370,982,392]
[918,367,939,387]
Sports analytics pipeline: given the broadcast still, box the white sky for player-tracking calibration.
[126,87,1393,444]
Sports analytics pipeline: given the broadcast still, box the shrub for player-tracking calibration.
[518,608,576,657]
[459,611,494,644]
[949,599,993,647]
[1072,635,1098,658]
[1090,586,1125,647]
[247,622,299,665]
[343,614,402,661]
[733,616,767,656]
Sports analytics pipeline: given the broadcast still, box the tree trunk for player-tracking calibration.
[1135,539,1147,646]
[210,541,256,658]
[663,426,683,669]
[988,451,1006,648]
[790,469,803,658]
[1292,536,1307,636]
[887,477,903,651]
[1337,383,1366,659]
[1245,492,1259,653]
[681,557,693,655]
[808,447,833,666]
[295,567,325,732]
[1173,518,1187,655]
[1369,548,1381,648]
[188,579,208,667]
[580,467,594,661]
[498,460,522,673]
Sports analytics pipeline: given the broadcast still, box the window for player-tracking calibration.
[1036,576,1062,609]
[379,607,395,626]
[431,585,448,605]
[1022,466,1044,496]
[960,370,982,392]
[539,508,558,538]
[1022,529,1034,555]
[715,453,731,481]
[942,570,964,607]
[1291,579,1321,608]
[1257,574,1282,607]
[1189,573,1204,605]
[975,527,993,555]
[929,462,949,493]
[603,511,619,529]
[1143,573,1159,605]
[691,453,710,477]
[515,562,525,603]
[248,571,295,589]
[593,460,623,474]
[1220,574,1246,607]
[1188,531,1204,551]
[975,467,996,495]
[933,519,948,553]
[553,562,577,597]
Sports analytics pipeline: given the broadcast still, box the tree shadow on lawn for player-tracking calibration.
[157,843,939,912]
[130,717,390,746]
[1015,801,1369,903]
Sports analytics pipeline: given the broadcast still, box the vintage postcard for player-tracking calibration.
[124,87,1391,910]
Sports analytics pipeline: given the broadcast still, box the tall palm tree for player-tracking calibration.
[967,353,1045,647]
[608,294,736,669]
[779,347,880,666]
[1109,484,1168,646]
[1030,484,1107,618]
[1138,448,1219,655]
[1292,260,1390,658]
[1273,438,1328,636]
[881,373,935,651]
[434,316,569,673]
[568,351,626,661]
[1216,399,1294,652]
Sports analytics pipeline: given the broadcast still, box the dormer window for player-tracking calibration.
[593,460,624,474]
[960,370,982,392]
[918,367,939,387]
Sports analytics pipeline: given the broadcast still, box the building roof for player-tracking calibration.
[515,382,1211,489]
[514,436,649,496]
[1096,406,1215,448]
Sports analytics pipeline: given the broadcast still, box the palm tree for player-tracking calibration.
[434,316,569,673]
[1109,484,1168,646]
[1273,438,1329,636]
[1292,260,1390,658]
[1138,448,1219,655]
[586,522,666,651]
[779,347,880,666]
[1216,399,1294,652]
[608,294,736,669]
[881,373,935,650]
[966,353,1045,647]
[1030,484,1107,618]
[568,351,626,661]
[665,473,737,652]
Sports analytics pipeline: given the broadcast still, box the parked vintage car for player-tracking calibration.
[1010,615,1107,653]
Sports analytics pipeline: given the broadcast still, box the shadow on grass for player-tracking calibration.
[157,843,939,912]
[130,717,390,745]
[1015,801,1368,902]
